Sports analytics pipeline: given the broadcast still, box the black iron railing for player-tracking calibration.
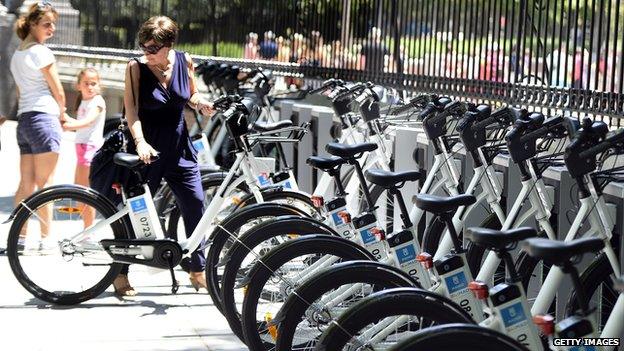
[50,0,624,122]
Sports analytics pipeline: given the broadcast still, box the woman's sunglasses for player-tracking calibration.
[37,1,52,10]
[139,43,165,55]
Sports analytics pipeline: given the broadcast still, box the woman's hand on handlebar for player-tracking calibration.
[197,99,215,117]
[136,140,159,164]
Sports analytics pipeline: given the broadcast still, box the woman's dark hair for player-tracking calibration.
[138,16,178,47]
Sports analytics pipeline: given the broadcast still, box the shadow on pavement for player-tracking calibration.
[0,195,14,214]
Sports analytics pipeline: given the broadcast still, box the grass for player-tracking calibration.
[177,42,244,57]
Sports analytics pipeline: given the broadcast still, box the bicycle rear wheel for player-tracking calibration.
[240,235,375,350]
[388,323,530,351]
[316,287,473,350]
[274,261,419,351]
[206,203,310,313]
[220,217,338,341]
[7,185,131,305]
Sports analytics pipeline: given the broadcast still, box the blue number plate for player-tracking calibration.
[444,271,468,295]
[396,245,417,264]
[500,302,527,328]
[130,197,147,213]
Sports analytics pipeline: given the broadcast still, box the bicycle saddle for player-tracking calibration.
[306,156,347,171]
[465,227,536,251]
[413,194,476,214]
[251,120,292,132]
[113,152,149,170]
[325,142,378,159]
[522,237,604,266]
[365,169,420,188]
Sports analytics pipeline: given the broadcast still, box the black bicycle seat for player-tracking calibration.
[326,142,378,159]
[522,237,604,266]
[306,156,347,171]
[113,152,156,170]
[365,169,420,188]
[465,227,537,251]
[413,194,476,215]
[251,120,292,132]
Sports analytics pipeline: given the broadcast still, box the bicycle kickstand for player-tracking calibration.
[164,251,179,294]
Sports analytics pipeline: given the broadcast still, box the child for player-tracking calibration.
[62,68,106,228]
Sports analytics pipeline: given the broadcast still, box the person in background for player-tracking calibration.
[61,68,106,229]
[306,30,323,66]
[119,15,214,296]
[243,32,258,60]
[290,33,304,63]
[259,30,278,60]
[360,27,389,73]
[10,2,65,251]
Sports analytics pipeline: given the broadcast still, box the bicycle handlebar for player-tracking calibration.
[578,128,624,160]
[389,95,430,115]
[309,78,345,95]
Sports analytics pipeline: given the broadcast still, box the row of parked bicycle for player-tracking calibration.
[5,64,624,350]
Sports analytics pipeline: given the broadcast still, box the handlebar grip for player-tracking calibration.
[310,81,333,95]
[456,112,476,131]
[390,102,416,115]
[579,129,624,159]
[389,95,430,115]
[541,115,564,129]
[418,104,438,120]
[371,85,386,101]
[591,121,609,137]
[436,96,452,106]
[528,112,545,127]
[348,82,367,93]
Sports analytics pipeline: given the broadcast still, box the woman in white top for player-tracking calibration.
[9,2,66,250]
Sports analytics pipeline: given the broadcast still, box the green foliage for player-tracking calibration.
[177,41,243,57]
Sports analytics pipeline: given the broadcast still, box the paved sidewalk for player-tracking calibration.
[0,121,247,351]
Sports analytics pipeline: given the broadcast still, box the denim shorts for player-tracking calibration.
[16,111,62,155]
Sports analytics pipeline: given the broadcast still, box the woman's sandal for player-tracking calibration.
[113,274,137,297]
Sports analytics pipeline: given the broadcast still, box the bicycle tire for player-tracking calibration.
[273,261,419,351]
[387,323,530,351]
[239,236,376,350]
[236,187,319,216]
[7,185,131,305]
[206,203,310,313]
[220,218,339,340]
[316,287,474,350]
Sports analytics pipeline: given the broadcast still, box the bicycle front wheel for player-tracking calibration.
[388,323,530,351]
[7,185,131,305]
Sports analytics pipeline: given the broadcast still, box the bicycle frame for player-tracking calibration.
[531,176,620,316]
[69,148,263,258]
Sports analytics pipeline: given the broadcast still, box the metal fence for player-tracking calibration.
[53,1,624,121]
